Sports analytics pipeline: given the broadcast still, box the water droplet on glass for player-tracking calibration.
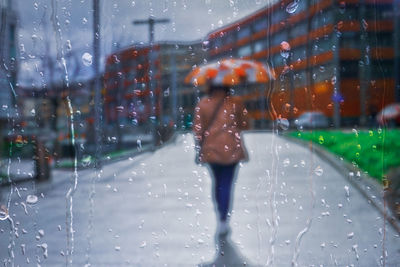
[331,76,337,85]
[202,40,210,51]
[280,41,291,59]
[319,65,325,72]
[286,0,299,14]
[131,1,136,7]
[347,232,354,239]
[137,139,142,150]
[344,185,350,197]
[26,195,38,205]
[0,205,9,221]
[318,135,324,144]
[66,40,72,51]
[38,229,45,237]
[34,2,39,10]
[37,243,48,258]
[82,17,88,24]
[314,166,324,176]
[116,105,124,112]
[115,246,121,251]
[82,52,93,66]
[283,158,290,167]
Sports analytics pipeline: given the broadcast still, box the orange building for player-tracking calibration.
[103,41,205,130]
[206,0,399,127]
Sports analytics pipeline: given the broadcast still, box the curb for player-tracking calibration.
[283,135,400,234]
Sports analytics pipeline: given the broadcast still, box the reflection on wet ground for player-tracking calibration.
[199,233,257,267]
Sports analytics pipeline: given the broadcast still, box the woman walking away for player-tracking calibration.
[193,84,250,235]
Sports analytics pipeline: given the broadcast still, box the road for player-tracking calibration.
[1,132,399,266]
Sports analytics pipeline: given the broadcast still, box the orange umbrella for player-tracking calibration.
[185,58,275,86]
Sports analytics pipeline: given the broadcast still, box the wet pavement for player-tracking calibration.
[1,132,399,266]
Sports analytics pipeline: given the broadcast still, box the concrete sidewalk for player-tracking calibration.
[0,132,399,266]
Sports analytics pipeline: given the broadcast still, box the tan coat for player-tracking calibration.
[193,94,250,164]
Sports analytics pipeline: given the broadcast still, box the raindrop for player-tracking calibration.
[164,88,170,97]
[21,244,26,255]
[34,2,39,10]
[66,40,72,51]
[115,246,121,251]
[318,135,324,144]
[361,19,368,30]
[344,185,350,197]
[139,241,147,248]
[26,195,38,205]
[314,166,323,176]
[201,40,210,51]
[37,243,48,259]
[38,229,45,237]
[0,206,8,221]
[286,0,299,14]
[82,52,93,66]
[137,140,142,150]
[131,1,136,7]
[218,20,223,27]
[82,17,88,24]
[331,76,337,85]
[347,232,354,239]
[283,158,290,167]
[319,65,325,72]
[116,105,124,112]
[280,41,291,59]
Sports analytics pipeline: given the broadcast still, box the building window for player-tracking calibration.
[254,39,266,53]
[254,17,268,33]
[237,25,251,40]
[271,10,286,25]
[271,31,289,47]
[289,22,307,39]
[238,45,251,57]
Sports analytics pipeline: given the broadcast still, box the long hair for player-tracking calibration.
[208,84,230,96]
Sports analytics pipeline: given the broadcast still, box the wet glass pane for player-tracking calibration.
[1,0,399,266]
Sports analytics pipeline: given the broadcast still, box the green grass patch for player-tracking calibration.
[288,129,400,183]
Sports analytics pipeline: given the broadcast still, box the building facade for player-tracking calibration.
[206,0,399,127]
[0,0,17,120]
[103,41,205,132]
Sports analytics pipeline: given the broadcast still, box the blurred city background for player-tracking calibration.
[1,0,400,266]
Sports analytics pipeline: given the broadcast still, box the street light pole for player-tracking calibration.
[133,16,170,146]
[93,0,102,168]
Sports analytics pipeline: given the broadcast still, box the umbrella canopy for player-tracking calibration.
[184,58,275,87]
[376,103,400,124]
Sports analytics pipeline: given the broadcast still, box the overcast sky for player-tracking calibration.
[15,0,274,86]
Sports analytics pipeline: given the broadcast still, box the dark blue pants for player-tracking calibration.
[209,163,237,222]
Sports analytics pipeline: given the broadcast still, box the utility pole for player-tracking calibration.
[133,16,170,146]
[93,0,102,168]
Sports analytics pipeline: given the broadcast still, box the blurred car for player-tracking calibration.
[294,111,329,129]
[376,103,400,126]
